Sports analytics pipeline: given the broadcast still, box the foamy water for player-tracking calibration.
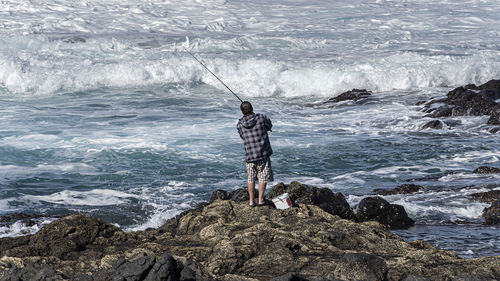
[1,0,499,257]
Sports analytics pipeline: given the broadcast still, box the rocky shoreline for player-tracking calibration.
[1,181,499,281]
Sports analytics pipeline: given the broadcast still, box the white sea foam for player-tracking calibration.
[0,218,56,238]
[22,189,142,206]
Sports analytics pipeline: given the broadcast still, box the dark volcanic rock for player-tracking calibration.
[470,190,500,203]
[0,263,61,281]
[209,189,228,203]
[421,80,500,118]
[0,214,121,260]
[473,166,500,174]
[269,181,355,220]
[333,252,388,281]
[374,184,423,196]
[325,89,372,103]
[483,200,500,225]
[270,272,337,281]
[355,196,414,229]
[0,213,49,227]
[422,120,443,129]
[1,185,499,281]
[487,109,500,125]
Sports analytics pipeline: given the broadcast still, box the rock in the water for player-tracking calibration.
[0,263,61,281]
[355,196,414,229]
[421,80,500,118]
[470,190,500,203]
[269,181,354,220]
[483,200,500,225]
[473,166,500,174]
[487,109,500,125]
[374,184,423,195]
[422,120,443,129]
[209,190,229,203]
[325,89,372,103]
[333,252,387,281]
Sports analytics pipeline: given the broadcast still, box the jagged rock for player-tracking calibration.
[355,196,414,229]
[333,252,387,281]
[1,191,499,281]
[483,201,500,225]
[473,166,500,174]
[325,89,372,103]
[470,190,500,203]
[487,109,500,125]
[452,272,496,281]
[0,263,61,281]
[421,80,500,118]
[209,190,228,203]
[0,214,49,227]
[403,275,431,281]
[489,127,500,134]
[270,272,337,281]
[268,181,355,220]
[374,184,423,195]
[422,120,443,129]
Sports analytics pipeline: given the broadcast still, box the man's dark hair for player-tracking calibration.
[240,101,253,116]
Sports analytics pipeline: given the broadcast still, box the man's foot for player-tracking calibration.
[257,201,266,207]
[249,202,256,207]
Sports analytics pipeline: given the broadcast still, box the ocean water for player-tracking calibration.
[0,0,499,257]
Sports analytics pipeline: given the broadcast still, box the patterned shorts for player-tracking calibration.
[246,157,274,183]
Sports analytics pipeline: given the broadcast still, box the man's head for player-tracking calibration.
[240,101,253,116]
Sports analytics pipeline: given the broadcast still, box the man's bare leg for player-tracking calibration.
[248,181,256,206]
[258,182,266,205]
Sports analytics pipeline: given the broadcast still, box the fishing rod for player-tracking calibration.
[183,38,243,103]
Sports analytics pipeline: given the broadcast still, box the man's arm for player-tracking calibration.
[264,115,272,132]
[237,123,243,139]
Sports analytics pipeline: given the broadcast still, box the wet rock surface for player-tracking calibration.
[421,120,443,129]
[355,196,415,229]
[268,181,355,220]
[483,200,500,225]
[421,80,500,119]
[473,166,500,174]
[374,184,423,196]
[325,89,372,104]
[0,183,499,281]
[470,190,500,204]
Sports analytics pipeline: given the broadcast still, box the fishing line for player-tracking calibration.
[182,37,244,103]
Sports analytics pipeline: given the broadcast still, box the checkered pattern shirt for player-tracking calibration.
[237,113,273,163]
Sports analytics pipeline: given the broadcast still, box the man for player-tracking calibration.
[237,101,274,207]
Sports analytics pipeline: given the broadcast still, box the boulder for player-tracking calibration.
[421,80,500,118]
[374,184,423,195]
[268,181,355,220]
[470,190,500,203]
[325,89,372,103]
[0,214,122,260]
[355,196,414,229]
[333,252,387,281]
[422,120,443,129]
[473,166,500,174]
[487,109,500,125]
[483,201,500,225]
[209,190,228,203]
[0,263,61,281]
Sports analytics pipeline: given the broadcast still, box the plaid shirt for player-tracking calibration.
[237,113,273,163]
